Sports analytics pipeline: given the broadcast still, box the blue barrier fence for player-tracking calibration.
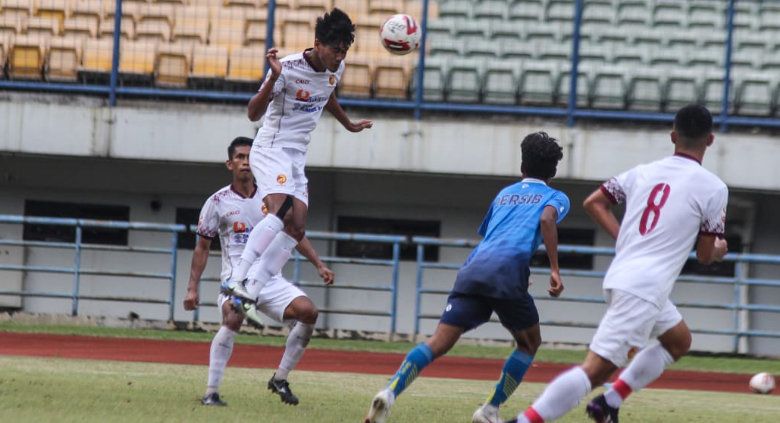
[413,236,780,353]
[1,0,778,130]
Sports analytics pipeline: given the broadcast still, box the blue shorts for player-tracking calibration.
[439,292,539,332]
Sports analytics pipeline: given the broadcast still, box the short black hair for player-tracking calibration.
[315,8,355,48]
[674,104,713,147]
[227,137,253,159]
[521,132,564,180]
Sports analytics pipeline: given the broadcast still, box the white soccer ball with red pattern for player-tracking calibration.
[379,14,421,55]
[749,372,775,394]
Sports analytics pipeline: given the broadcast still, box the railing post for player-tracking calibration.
[413,242,425,340]
[566,0,585,127]
[720,0,736,132]
[389,241,401,337]
[168,231,179,321]
[108,0,123,106]
[413,0,431,120]
[264,0,277,76]
[71,224,83,316]
[732,257,744,353]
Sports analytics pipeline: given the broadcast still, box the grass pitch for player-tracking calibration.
[1,356,779,423]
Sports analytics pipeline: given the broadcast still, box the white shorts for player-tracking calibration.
[589,289,683,367]
[251,144,309,206]
[218,274,307,324]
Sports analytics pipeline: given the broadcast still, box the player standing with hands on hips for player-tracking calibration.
[223,9,371,308]
[509,105,729,423]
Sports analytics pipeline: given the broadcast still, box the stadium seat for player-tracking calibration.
[626,68,663,112]
[119,40,157,79]
[648,48,684,67]
[590,65,628,109]
[25,16,59,38]
[700,70,728,115]
[612,46,644,66]
[735,73,774,116]
[578,44,608,67]
[538,43,568,64]
[172,6,210,46]
[70,0,103,29]
[518,62,556,106]
[734,33,769,56]
[463,39,499,60]
[488,20,521,43]
[99,15,135,40]
[298,0,331,14]
[155,42,192,87]
[367,0,399,17]
[136,20,171,42]
[438,0,470,21]
[280,13,313,52]
[0,15,24,38]
[354,22,384,60]
[525,26,557,44]
[81,38,114,74]
[630,28,663,49]
[34,0,68,31]
[732,2,759,31]
[546,0,574,24]
[210,8,248,52]
[729,50,759,72]
[758,9,780,32]
[508,0,544,24]
[591,27,629,47]
[190,44,228,80]
[453,21,488,44]
[686,49,721,69]
[688,0,723,29]
[482,61,517,105]
[424,19,451,39]
[374,57,409,99]
[473,0,507,22]
[446,57,481,103]
[332,0,367,19]
[414,56,446,102]
[428,37,460,60]
[761,54,780,71]
[8,34,46,79]
[582,1,614,26]
[46,36,82,81]
[556,63,589,108]
[616,0,649,27]
[226,0,260,9]
[666,31,697,49]
[135,3,174,40]
[1,0,33,20]
[500,39,534,61]
[226,46,264,83]
[699,31,726,50]
[63,17,98,41]
[339,56,371,98]
[664,69,701,112]
[105,2,141,26]
[244,19,278,48]
[652,2,686,29]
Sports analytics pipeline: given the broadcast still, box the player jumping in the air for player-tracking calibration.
[183,137,335,407]
[365,132,571,423]
[223,8,371,308]
[508,105,729,423]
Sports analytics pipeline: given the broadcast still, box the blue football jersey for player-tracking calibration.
[452,179,570,299]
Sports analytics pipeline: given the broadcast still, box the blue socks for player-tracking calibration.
[487,349,534,407]
[387,343,434,397]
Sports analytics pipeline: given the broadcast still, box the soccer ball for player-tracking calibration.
[380,14,421,55]
[749,372,775,394]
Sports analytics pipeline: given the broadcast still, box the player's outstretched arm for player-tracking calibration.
[583,188,620,240]
[324,92,373,132]
[296,236,335,285]
[696,235,728,265]
[540,206,563,297]
[184,235,212,310]
[247,48,282,121]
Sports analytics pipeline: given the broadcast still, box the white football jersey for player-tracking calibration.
[196,185,265,282]
[601,154,728,308]
[254,50,345,152]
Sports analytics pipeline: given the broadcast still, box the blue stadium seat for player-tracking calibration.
[482,61,518,105]
[446,57,483,103]
[518,62,556,106]
[626,68,664,112]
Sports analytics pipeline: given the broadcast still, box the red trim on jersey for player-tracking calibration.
[699,231,725,238]
[674,152,702,165]
[230,184,258,199]
[524,407,545,423]
[612,379,633,400]
[302,48,325,72]
[195,231,215,240]
[600,185,619,204]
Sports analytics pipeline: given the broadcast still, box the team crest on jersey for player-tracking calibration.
[277,174,288,185]
[233,221,247,233]
[328,75,336,86]
[295,89,311,101]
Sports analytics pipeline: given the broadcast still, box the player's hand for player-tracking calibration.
[347,119,373,132]
[183,289,199,310]
[713,237,728,262]
[266,48,282,79]
[318,264,335,285]
[548,270,563,297]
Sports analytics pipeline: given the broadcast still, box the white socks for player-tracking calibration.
[275,321,315,381]
[245,231,298,299]
[206,326,236,395]
[523,366,592,422]
[604,344,674,408]
[232,214,284,282]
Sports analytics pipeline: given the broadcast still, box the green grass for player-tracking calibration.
[2,320,779,374]
[1,356,778,423]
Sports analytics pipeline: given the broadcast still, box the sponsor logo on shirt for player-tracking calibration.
[295,79,310,85]
[295,89,311,101]
[497,194,543,206]
[233,221,247,233]
[277,174,288,185]
[226,209,240,216]
[328,75,336,86]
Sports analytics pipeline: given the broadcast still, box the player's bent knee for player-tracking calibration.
[300,307,318,324]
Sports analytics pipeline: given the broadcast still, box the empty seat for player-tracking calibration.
[699,70,728,115]
[428,38,460,59]
[298,0,331,14]
[631,28,664,49]
[63,17,98,41]
[70,0,104,28]
[339,56,371,98]
[368,0,399,16]
[730,50,760,72]
[439,0,470,20]
[135,4,174,41]
[626,68,663,112]
[509,0,544,23]
[759,9,780,32]
[417,56,446,102]
[482,62,516,105]
[280,14,313,52]
[473,0,507,21]
[616,1,649,26]
[613,46,644,66]
[664,69,701,112]
[734,33,769,56]
[463,39,498,60]
[735,73,774,116]
[666,31,697,49]
[47,36,82,81]
[0,15,24,38]
[211,8,248,52]
[191,44,228,79]
[488,20,521,42]
[374,57,409,99]
[686,50,721,69]
[519,62,556,106]
[653,2,686,29]
[524,26,557,44]
[81,38,114,73]
[546,0,574,23]
[453,21,488,43]
[34,0,68,31]
[445,58,481,103]
[9,34,46,79]
[99,15,135,40]
[225,0,260,8]
[500,40,534,60]
[333,0,368,19]
[119,40,157,78]
[578,44,608,67]
[424,19,450,39]
[688,0,723,29]
[591,65,627,109]
[226,46,264,83]
[25,16,59,38]
[172,6,210,46]
[582,1,614,26]
[155,42,192,87]
[354,23,384,59]
[732,2,759,31]
[538,43,569,63]
[1,0,33,20]
[556,64,589,107]
[648,48,684,67]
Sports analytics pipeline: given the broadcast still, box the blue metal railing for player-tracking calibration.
[0,0,776,131]
[412,236,780,353]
